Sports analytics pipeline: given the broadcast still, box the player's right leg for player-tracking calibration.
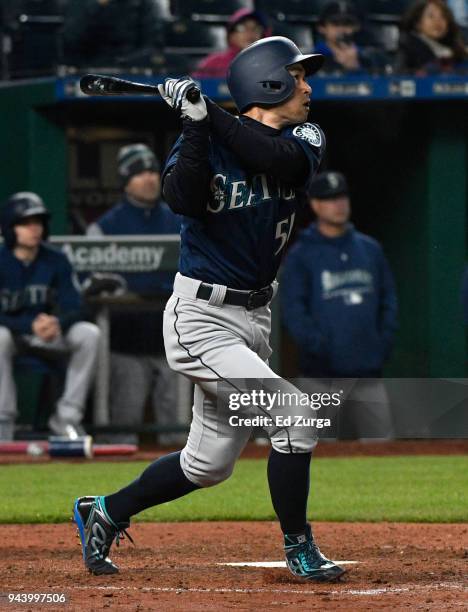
[73,496,133,575]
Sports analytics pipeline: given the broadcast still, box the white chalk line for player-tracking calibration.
[9,583,465,598]
[219,561,359,568]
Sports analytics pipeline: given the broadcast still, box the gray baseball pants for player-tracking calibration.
[163,273,317,488]
[0,322,100,430]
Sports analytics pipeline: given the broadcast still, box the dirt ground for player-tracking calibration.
[0,522,467,611]
[1,441,466,610]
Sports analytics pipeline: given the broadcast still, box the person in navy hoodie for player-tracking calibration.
[0,192,100,441]
[281,171,398,438]
[87,144,182,445]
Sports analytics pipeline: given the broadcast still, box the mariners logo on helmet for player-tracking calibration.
[292,124,322,148]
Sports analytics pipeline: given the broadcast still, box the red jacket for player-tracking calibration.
[191,46,240,78]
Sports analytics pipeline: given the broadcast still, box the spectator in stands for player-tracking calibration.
[0,192,100,441]
[63,0,164,68]
[87,144,182,446]
[314,0,383,74]
[192,8,268,79]
[280,172,398,439]
[397,0,467,74]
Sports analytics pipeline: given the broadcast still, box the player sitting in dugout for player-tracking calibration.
[0,193,100,442]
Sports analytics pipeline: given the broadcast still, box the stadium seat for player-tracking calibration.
[6,0,65,17]
[173,0,254,22]
[163,20,226,55]
[2,0,64,78]
[162,53,202,76]
[367,22,400,52]
[255,0,319,23]
[152,0,171,20]
[270,21,314,51]
[366,0,412,22]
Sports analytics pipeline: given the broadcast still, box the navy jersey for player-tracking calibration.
[163,120,324,290]
[0,243,82,334]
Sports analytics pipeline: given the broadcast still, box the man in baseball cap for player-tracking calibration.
[87,143,181,447]
[281,171,398,438]
[192,8,268,79]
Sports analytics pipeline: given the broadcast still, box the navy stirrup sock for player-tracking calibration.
[267,448,312,535]
[105,451,199,524]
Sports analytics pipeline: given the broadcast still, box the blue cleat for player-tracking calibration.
[284,524,345,582]
[73,496,133,575]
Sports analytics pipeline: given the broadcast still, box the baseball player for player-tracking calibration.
[74,37,345,582]
[0,193,100,441]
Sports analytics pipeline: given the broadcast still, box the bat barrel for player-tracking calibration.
[79,74,201,102]
[80,74,159,96]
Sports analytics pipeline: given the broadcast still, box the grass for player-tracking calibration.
[0,455,466,524]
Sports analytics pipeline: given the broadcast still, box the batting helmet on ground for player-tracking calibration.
[1,192,50,248]
[227,36,324,113]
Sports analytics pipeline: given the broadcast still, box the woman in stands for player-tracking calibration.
[397,0,467,74]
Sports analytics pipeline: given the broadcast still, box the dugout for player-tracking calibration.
[0,76,466,385]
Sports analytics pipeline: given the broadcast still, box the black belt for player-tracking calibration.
[196,283,274,310]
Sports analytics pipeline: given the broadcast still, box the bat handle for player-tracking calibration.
[187,86,201,103]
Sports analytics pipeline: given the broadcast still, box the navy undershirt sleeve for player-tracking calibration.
[162,118,211,218]
[205,98,310,185]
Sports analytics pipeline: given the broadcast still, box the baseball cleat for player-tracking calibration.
[73,496,133,575]
[48,415,86,440]
[284,524,345,582]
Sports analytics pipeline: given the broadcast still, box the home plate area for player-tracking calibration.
[0,522,466,610]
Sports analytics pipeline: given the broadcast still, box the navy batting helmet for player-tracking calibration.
[227,36,323,113]
[1,192,50,249]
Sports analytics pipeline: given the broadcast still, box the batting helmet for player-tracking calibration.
[1,192,50,249]
[227,36,323,113]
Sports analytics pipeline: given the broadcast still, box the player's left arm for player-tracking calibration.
[377,247,398,359]
[205,99,317,185]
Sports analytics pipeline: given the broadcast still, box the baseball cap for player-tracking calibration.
[117,143,160,185]
[308,172,349,199]
[318,1,360,26]
[227,8,268,34]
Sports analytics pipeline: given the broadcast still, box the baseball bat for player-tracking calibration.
[79,74,201,103]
